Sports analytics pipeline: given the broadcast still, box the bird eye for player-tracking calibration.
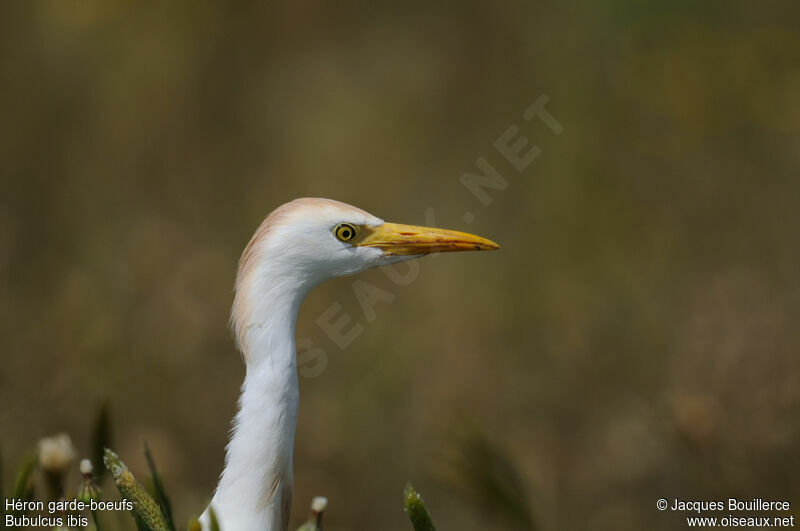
[333,223,358,242]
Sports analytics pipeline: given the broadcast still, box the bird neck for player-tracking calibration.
[205,273,312,531]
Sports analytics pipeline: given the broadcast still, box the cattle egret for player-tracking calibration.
[200,198,499,530]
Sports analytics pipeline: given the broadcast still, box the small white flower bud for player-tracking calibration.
[80,458,94,475]
[311,496,328,513]
[38,433,76,473]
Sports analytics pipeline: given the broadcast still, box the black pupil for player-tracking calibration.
[341,228,351,239]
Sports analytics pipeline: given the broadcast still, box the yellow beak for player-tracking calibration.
[355,222,500,256]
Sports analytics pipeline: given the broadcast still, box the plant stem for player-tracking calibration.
[404,483,437,531]
[103,448,168,531]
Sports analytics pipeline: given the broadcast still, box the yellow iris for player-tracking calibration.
[333,223,358,242]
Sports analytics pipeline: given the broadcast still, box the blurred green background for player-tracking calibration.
[2,1,800,529]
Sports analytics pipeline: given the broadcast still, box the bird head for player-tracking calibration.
[232,198,499,352]
[239,197,499,283]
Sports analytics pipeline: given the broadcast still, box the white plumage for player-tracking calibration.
[200,198,498,530]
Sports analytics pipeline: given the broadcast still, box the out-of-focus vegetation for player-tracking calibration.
[2,430,412,531]
[2,1,800,529]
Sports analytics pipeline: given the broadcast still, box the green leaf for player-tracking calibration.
[404,483,437,531]
[12,453,37,508]
[91,402,112,484]
[208,506,221,531]
[90,508,104,531]
[144,441,175,531]
[443,430,536,529]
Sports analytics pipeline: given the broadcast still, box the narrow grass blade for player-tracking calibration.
[12,453,37,507]
[91,508,103,531]
[208,507,221,531]
[103,448,169,531]
[91,402,112,484]
[404,483,436,531]
[143,442,175,531]
[444,430,536,529]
